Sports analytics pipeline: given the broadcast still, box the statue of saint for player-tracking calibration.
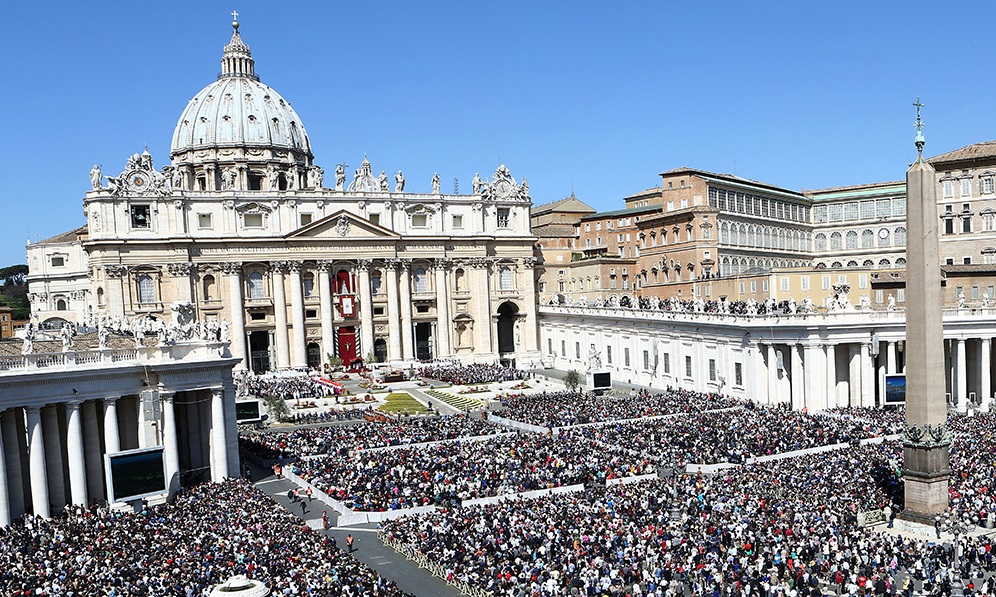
[61,322,75,352]
[171,167,183,190]
[311,166,324,189]
[472,172,483,194]
[395,170,405,192]
[21,324,34,355]
[221,167,237,190]
[89,164,102,190]
[379,170,389,191]
[267,166,280,190]
[335,164,346,191]
[431,172,441,194]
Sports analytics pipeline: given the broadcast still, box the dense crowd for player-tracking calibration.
[240,414,503,459]
[293,432,650,511]
[579,403,900,465]
[496,387,742,427]
[0,478,411,596]
[245,374,333,401]
[948,413,996,525]
[417,363,529,385]
[382,439,996,596]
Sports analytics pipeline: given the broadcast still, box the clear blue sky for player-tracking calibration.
[2,1,994,267]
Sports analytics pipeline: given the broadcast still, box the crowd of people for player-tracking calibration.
[496,387,742,427]
[244,373,334,402]
[293,431,651,511]
[0,478,412,596]
[417,362,530,385]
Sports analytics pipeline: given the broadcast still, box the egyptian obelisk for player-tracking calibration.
[901,99,951,523]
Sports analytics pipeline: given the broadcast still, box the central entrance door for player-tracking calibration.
[337,326,357,367]
[415,322,433,361]
[249,330,271,373]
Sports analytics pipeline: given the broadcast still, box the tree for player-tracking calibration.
[261,394,290,422]
[564,369,583,391]
[0,265,27,288]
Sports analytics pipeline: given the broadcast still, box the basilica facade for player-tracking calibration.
[31,19,540,372]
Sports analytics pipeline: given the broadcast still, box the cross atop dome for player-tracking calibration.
[221,13,256,80]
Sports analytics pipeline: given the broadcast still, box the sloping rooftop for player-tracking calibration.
[34,225,88,245]
[580,205,662,222]
[660,166,805,198]
[533,224,577,238]
[929,140,996,165]
[532,194,597,215]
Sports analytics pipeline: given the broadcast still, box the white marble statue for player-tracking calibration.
[61,322,75,352]
[335,164,346,191]
[887,295,896,311]
[89,164,102,190]
[379,170,389,191]
[286,169,296,191]
[395,170,405,192]
[171,167,183,190]
[267,166,280,190]
[98,323,110,349]
[472,173,483,194]
[21,324,35,355]
[431,172,441,194]
[786,298,797,314]
[311,165,324,189]
[221,319,231,342]
[958,290,967,309]
[221,167,237,190]
[983,291,991,308]
[859,296,872,311]
[587,343,602,370]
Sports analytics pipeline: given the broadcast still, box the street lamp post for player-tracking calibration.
[935,512,979,596]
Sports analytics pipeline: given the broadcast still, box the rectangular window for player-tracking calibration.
[875,289,884,303]
[299,213,313,227]
[708,358,717,382]
[780,277,789,291]
[963,217,972,233]
[973,286,980,300]
[412,214,428,228]
[822,276,831,290]
[548,338,553,354]
[606,345,612,364]
[739,282,745,294]
[859,274,867,289]
[561,340,566,356]
[989,286,995,299]
[801,277,810,291]
[983,177,995,194]
[575,342,581,360]
[51,256,65,267]
[685,355,693,378]
[956,286,963,299]
[643,350,650,371]
[131,204,151,228]
[374,306,385,316]
[369,213,380,226]
[243,213,263,228]
[762,280,768,291]
[964,256,972,264]
[897,288,905,302]
[452,214,463,229]
[624,347,631,367]
[734,362,743,387]
[750,281,757,293]
[198,213,213,229]
[943,180,954,198]
[663,353,670,374]
[962,179,972,197]
[305,309,317,319]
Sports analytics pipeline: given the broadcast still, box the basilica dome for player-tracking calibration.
[169,19,313,183]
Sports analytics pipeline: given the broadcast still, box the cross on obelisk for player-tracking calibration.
[900,97,951,524]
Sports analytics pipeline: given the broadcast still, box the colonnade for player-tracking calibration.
[0,387,234,526]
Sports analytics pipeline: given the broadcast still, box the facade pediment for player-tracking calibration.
[284,210,399,240]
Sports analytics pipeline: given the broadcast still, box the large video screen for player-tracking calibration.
[235,400,261,423]
[106,447,167,503]
[884,374,906,405]
[592,372,611,389]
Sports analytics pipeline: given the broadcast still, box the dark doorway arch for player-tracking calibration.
[374,338,388,363]
[306,342,321,370]
[496,301,518,354]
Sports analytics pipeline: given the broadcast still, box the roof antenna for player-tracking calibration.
[571,175,575,198]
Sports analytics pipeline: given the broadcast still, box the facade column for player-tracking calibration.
[825,344,837,408]
[25,407,50,518]
[385,260,402,361]
[473,258,494,358]
[317,262,335,364]
[848,343,860,408]
[520,257,539,353]
[221,263,247,369]
[887,342,897,374]
[0,409,24,518]
[804,344,824,411]
[41,405,66,511]
[399,260,414,361]
[210,388,229,482]
[81,400,104,502]
[64,401,88,507]
[753,343,767,405]
[860,342,874,407]
[766,343,777,406]
[956,338,968,410]
[357,260,375,362]
[160,392,180,494]
[791,343,804,410]
[434,260,451,357]
[981,338,992,412]
[103,397,120,455]
[289,262,308,368]
[270,262,290,369]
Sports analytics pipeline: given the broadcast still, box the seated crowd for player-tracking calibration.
[293,432,651,511]
[0,478,411,596]
[417,363,529,385]
[245,374,333,401]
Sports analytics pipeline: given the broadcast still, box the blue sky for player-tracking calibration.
[1,1,994,266]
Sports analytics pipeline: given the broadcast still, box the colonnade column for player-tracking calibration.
[790,344,804,410]
[289,262,308,368]
[160,392,180,494]
[848,344,860,408]
[221,263,247,369]
[804,344,825,411]
[434,260,451,357]
[956,338,968,410]
[887,342,897,374]
[317,262,335,364]
[982,338,992,412]
[357,260,375,362]
[399,261,414,361]
[0,413,8,525]
[64,401,88,506]
[25,407,50,518]
[753,343,768,405]
[103,397,120,455]
[766,343,777,406]
[860,342,874,407]
[0,410,24,518]
[825,344,837,408]
[521,258,539,353]
[210,388,229,482]
[41,405,65,511]
[472,258,494,357]
[270,262,290,369]
[385,260,402,362]
[81,400,104,502]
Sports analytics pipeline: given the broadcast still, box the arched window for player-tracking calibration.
[413,267,428,293]
[895,258,906,267]
[137,274,155,304]
[879,259,892,269]
[248,271,264,299]
[96,287,105,306]
[894,227,906,247]
[719,222,728,244]
[454,268,466,291]
[863,259,874,267]
[831,261,843,269]
[499,266,513,291]
[861,229,874,249]
[846,230,858,250]
[830,232,842,250]
[202,274,216,300]
[847,260,858,268]
[814,233,827,252]
[302,272,315,297]
[56,298,67,311]
[336,270,351,293]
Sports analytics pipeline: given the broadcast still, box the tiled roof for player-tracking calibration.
[533,224,577,238]
[35,225,88,245]
[580,205,662,222]
[929,140,996,165]
[532,195,597,215]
